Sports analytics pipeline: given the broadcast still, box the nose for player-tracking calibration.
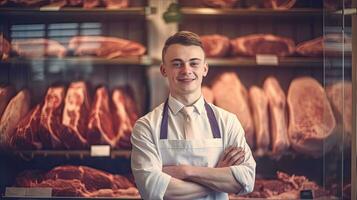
[181,62,192,74]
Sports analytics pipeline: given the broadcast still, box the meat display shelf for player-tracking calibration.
[1,196,141,200]
[180,7,323,17]
[0,56,161,66]
[206,57,324,68]
[0,7,156,20]
[10,150,131,160]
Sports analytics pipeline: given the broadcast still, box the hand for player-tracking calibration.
[216,146,245,168]
[163,165,190,180]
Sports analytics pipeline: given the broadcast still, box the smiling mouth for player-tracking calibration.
[178,78,196,82]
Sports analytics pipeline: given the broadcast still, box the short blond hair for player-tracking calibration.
[162,31,204,62]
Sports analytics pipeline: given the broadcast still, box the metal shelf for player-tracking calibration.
[9,149,131,160]
[206,57,324,68]
[0,7,155,21]
[180,7,323,18]
[0,56,161,66]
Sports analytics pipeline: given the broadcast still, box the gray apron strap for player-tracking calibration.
[160,99,221,139]
[160,99,169,140]
[204,102,221,138]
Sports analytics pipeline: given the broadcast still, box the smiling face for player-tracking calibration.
[161,44,208,100]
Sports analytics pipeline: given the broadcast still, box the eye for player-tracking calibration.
[172,62,183,68]
[190,61,200,67]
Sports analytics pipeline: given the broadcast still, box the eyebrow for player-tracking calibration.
[170,58,202,63]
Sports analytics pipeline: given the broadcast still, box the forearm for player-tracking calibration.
[164,177,211,200]
[186,166,242,194]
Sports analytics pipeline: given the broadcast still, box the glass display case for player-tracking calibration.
[0,0,355,199]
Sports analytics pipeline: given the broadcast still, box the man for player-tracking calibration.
[131,31,256,200]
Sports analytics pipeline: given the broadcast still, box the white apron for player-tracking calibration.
[158,100,227,200]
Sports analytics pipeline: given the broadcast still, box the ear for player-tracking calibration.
[160,64,167,77]
[203,62,209,77]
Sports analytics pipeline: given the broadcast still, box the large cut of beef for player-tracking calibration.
[326,81,352,148]
[287,77,337,157]
[61,81,90,149]
[212,72,255,147]
[10,104,42,150]
[230,34,295,57]
[263,77,289,156]
[0,89,30,149]
[201,0,238,8]
[201,34,230,58]
[0,34,10,60]
[263,0,296,9]
[0,86,15,118]
[296,34,352,57]
[104,0,129,9]
[15,165,140,198]
[230,171,332,199]
[11,39,67,58]
[202,86,214,104]
[39,86,66,149]
[87,86,116,147]
[68,36,146,59]
[112,88,135,149]
[83,0,101,8]
[249,86,269,154]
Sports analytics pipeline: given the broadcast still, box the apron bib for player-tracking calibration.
[158,100,227,200]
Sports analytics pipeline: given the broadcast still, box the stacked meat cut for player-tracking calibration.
[0,83,139,150]
[0,0,129,9]
[229,171,332,199]
[230,34,295,57]
[68,36,146,59]
[5,36,145,59]
[16,165,140,198]
[296,34,352,57]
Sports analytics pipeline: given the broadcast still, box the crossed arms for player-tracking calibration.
[163,146,246,200]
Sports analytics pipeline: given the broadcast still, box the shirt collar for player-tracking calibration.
[168,94,205,116]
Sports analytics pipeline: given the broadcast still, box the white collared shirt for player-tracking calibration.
[131,94,256,200]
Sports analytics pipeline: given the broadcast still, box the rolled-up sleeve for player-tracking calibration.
[226,114,256,194]
[131,119,171,200]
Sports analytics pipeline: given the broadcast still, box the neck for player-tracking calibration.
[171,91,201,106]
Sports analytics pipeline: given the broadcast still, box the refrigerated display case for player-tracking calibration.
[0,0,356,199]
[0,0,154,199]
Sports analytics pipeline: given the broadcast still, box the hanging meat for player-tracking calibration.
[0,34,10,60]
[202,86,214,104]
[61,81,90,149]
[68,36,146,59]
[212,72,255,148]
[326,81,352,148]
[230,34,295,57]
[287,77,337,157]
[201,34,230,58]
[11,39,67,58]
[263,76,289,156]
[10,104,42,150]
[0,89,31,149]
[0,86,15,118]
[263,0,296,9]
[38,86,66,149]
[249,86,269,155]
[87,86,116,147]
[16,165,140,198]
[112,88,135,149]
